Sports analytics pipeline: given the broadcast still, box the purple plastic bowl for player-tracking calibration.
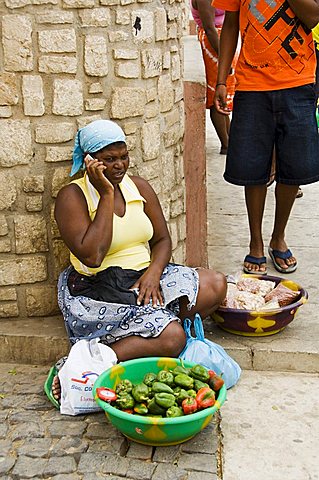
[211,274,308,336]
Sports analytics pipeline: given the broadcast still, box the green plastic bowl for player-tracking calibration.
[93,357,227,446]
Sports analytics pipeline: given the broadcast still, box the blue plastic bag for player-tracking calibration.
[179,314,241,389]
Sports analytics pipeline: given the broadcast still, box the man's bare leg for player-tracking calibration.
[243,185,268,273]
[269,183,298,270]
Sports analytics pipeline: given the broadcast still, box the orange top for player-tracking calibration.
[213,0,316,91]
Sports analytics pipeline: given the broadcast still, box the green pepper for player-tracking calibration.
[172,365,190,376]
[187,389,197,398]
[190,365,210,383]
[174,374,194,389]
[154,392,176,409]
[143,372,157,387]
[152,381,174,395]
[147,414,163,418]
[115,393,135,410]
[175,388,190,405]
[115,379,132,395]
[156,370,175,386]
[147,397,166,415]
[133,402,148,415]
[173,386,182,396]
[132,382,149,402]
[166,405,184,417]
[194,379,210,391]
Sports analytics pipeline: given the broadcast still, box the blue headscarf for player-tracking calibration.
[71,119,126,176]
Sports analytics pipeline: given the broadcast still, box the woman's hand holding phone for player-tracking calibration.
[84,154,114,196]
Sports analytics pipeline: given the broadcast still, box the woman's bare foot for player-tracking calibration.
[52,375,61,402]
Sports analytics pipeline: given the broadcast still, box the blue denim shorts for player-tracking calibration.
[224,85,319,186]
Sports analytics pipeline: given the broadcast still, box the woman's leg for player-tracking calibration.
[52,269,227,400]
[210,106,229,154]
[111,321,186,361]
[178,268,227,320]
[52,321,186,400]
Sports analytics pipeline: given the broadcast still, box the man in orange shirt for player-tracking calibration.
[214,0,319,275]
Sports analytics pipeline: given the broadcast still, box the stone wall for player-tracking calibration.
[0,0,188,321]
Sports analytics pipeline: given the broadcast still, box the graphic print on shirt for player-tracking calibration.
[243,0,313,74]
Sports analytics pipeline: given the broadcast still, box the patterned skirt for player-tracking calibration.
[58,264,199,345]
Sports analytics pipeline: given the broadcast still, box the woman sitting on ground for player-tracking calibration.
[52,119,226,397]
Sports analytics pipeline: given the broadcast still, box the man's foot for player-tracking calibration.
[52,375,61,402]
[268,241,297,273]
[243,254,267,275]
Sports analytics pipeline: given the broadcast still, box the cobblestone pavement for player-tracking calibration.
[0,363,221,479]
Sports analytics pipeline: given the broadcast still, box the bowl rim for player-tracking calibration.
[93,357,227,424]
[217,273,308,314]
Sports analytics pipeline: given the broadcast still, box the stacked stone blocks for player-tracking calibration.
[0,0,188,321]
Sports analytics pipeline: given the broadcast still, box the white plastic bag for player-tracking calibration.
[59,338,117,415]
[179,314,241,389]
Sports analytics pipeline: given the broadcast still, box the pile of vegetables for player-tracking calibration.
[96,364,224,418]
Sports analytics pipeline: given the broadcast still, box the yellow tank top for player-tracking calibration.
[70,173,153,275]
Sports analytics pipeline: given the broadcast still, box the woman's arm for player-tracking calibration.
[194,0,219,53]
[130,176,172,306]
[287,0,319,29]
[214,10,239,114]
[54,157,115,268]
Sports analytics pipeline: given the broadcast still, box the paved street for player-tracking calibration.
[1,367,318,479]
[0,363,221,479]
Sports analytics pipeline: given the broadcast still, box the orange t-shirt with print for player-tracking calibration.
[213,0,316,91]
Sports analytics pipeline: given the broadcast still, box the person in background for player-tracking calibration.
[190,0,237,155]
[51,119,227,400]
[214,0,319,275]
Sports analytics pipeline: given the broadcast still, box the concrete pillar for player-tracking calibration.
[183,36,208,268]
